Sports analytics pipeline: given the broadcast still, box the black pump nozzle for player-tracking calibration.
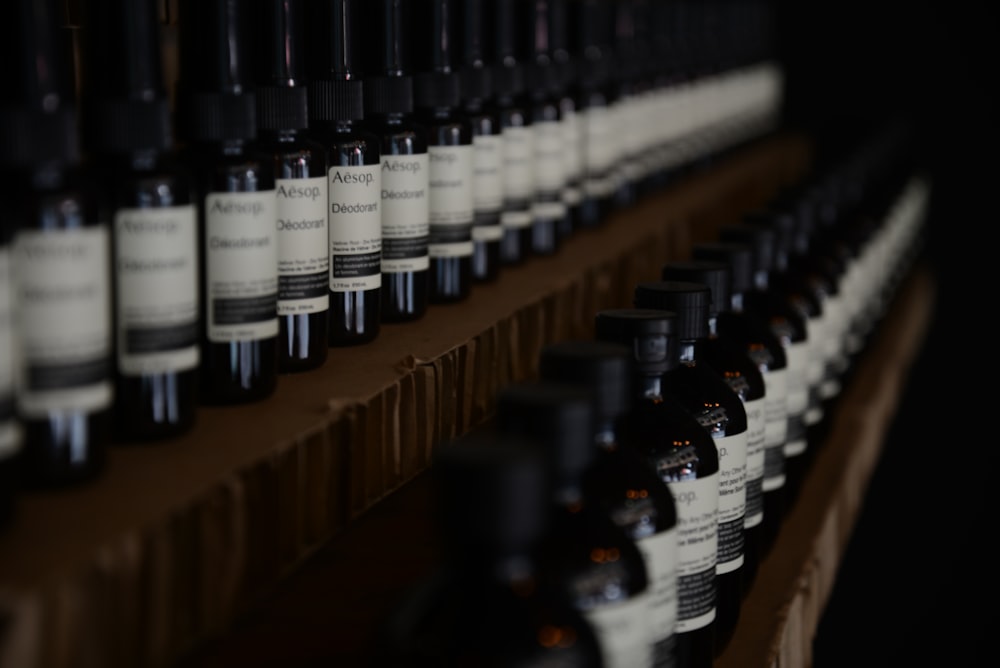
[253,0,308,131]
[361,0,414,116]
[80,0,172,154]
[307,0,365,122]
[413,0,461,109]
[0,0,80,167]
[176,0,257,142]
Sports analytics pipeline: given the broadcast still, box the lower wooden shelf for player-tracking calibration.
[178,263,937,667]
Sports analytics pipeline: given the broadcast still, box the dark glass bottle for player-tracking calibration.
[306,0,382,347]
[414,0,474,304]
[78,0,199,441]
[524,0,569,255]
[539,339,680,668]
[549,0,585,233]
[691,240,789,565]
[4,0,111,485]
[594,308,720,668]
[177,0,279,405]
[497,380,654,668]
[458,0,504,283]
[373,430,604,667]
[570,0,617,228]
[361,0,430,323]
[632,280,749,658]
[661,259,767,595]
[254,0,329,373]
[493,0,534,265]
[0,210,20,525]
[719,221,806,543]
[742,209,820,505]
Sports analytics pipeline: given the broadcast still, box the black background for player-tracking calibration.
[775,1,997,664]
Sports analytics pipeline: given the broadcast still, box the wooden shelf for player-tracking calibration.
[178,262,937,668]
[0,133,813,668]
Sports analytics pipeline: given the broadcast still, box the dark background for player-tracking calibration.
[774,1,997,664]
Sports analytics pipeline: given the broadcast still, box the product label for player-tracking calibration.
[533,119,566,196]
[330,164,381,293]
[500,208,532,231]
[637,528,678,657]
[205,190,278,343]
[581,105,615,198]
[743,396,766,529]
[584,591,654,668]
[115,205,199,375]
[380,153,429,273]
[14,226,113,416]
[714,431,747,574]
[276,177,328,315]
[428,144,474,259]
[784,340,809,457]
[0,246,20,458]
[502,125,533,201]
[560,108,582,206]
[472,133,503,212]
[669,473,718,633]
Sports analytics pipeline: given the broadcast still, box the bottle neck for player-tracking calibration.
[594,419,619,452]
[637,372,665,402]
[678,338,701,365]
[731,291,745,313]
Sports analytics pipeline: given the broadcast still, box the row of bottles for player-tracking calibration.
[0,0,784,497]
[371,119,929,667]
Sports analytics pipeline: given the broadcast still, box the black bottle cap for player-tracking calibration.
[691,241,755,297]
[361,0,414,115]
[492,0,526,97]
[254,0,309,131]
[79,0,172,154]
[413,0,461,109]
[594,308,678,376]
[0,0,79,167]
[495,381,596,483]
[176,0,257,142]
[307,0,365,122]
[661,260,732,319]
[457,0,494,103]
[718,222,775,277]
[538,340,634,422]
[432,431,551,553]
[633,280,711,341]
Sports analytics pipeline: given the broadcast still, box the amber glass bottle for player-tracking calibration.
[539,339,680,667]
[497,380,655,668]
[632,280,749,657]
[373,430,604,667]
[177,0,279,405]
[595,308,720,668]
[80,0,200,440]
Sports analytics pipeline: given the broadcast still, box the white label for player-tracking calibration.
[276,177,329,315]
[330,163,382,293]
[785,340,809,417]
[115,205,199,375]
[584,591,654,668]
[502,125,533,201]
[15,226,113,416]
[743,396,766,529]
[637,528,678,654]
[714,431,747,574]
[763,366,789,448]
[380,153,430,273]
[205,190,278,343]
[472,133,503,212]
[533,119,565,195]
[0,247,20,458]
[471,224,503,242]
[582,105,615,172]
[500,208,532,231]
[560,108,582,182]
[428,144,474,259]
[670,473,718,633]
